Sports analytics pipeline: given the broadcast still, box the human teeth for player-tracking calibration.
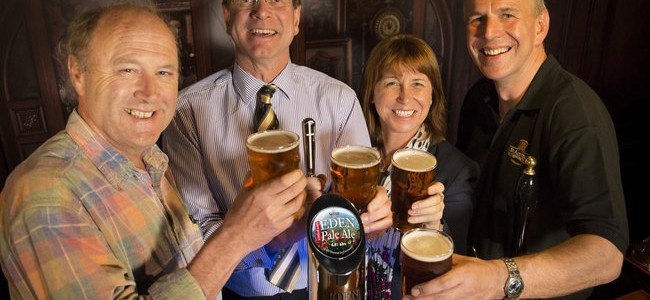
[125,109,153,119]
[251,29,276,36]
[483,47,510,56]
[394,110,414,117]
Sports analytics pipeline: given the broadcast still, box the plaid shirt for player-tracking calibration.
[0,111,205,299]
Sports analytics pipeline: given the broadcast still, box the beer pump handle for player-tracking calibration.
[302,118,319,300]
[511,155,538,256]
[302,118,316,177]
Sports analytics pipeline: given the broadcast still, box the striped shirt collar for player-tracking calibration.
[65,110,168,190]
[232,62,297,105]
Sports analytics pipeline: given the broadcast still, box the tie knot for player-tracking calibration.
[258,84,277,105]
[253,84,280,132]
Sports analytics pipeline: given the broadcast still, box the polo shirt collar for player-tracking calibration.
[514,55,559,112]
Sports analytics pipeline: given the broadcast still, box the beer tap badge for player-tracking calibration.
[308,194,365,275]
[310,207,362,258]
[508,139,530,166]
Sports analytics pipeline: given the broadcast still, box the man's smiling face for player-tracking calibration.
[465,0,548,83]
[223,0,301,66]
[71,9,179,162]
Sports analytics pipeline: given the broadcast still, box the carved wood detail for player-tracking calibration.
[12,106,47,136]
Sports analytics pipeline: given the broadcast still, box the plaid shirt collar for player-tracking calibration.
[65,110,168,191]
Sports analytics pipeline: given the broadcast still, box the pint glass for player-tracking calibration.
[400,228,453,295]
[330,145,381,213]
[390,148,437,232]
[246,130,300,186]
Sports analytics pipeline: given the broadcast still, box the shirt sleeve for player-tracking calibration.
[334,91,371,148]
[546,92,629,253]
[3,201,204,300]
[163,100,225,237]
[149,268,205,299]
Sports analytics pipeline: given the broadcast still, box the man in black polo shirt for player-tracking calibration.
[402,0,628,299]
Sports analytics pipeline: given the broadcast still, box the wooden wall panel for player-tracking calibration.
[422,0,479,144]
[0,0,66,188]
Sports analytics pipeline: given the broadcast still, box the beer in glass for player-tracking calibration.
[246,130,300,186]
[330,145,380,213]
[391,148,437,232]
[400,228,453,295]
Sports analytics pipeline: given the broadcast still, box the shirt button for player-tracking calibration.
[256,258,264,266]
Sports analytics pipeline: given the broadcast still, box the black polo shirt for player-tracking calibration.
[457,56,628,264]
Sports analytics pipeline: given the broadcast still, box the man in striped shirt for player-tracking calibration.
[163,0,393,298]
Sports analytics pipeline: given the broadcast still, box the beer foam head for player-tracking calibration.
[246,130,299,153]
[392,149,437,172]
[401,229,453,262]
[331,146,380,169]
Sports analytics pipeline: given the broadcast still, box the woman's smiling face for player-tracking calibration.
[373,64,432,140]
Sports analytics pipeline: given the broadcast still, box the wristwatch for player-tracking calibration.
[502,257,524,299]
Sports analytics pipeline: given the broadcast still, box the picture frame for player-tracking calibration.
[303,0,345,40]
[305,38,353,86]
[157,1,197,89]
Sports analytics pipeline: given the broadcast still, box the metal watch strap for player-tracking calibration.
[502,257,523,299]
[503,257,519,273]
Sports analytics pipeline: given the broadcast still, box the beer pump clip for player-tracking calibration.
[307,194,366,281]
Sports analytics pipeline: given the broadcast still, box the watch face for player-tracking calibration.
[507,278,524,297]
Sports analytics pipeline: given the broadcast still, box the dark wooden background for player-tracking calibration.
[1,0,648,297]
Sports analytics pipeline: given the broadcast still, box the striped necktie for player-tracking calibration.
[254,84,280,132]
[266,243,301,292]
[254,84,301,291]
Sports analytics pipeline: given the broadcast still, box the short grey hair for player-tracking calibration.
[534,0,547,15]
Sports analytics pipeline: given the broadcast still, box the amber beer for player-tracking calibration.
[400,228,453,295]
[330,146,381,213]
[390,149,437,232]
[246,130,300,186]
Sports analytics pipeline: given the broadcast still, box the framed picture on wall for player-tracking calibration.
[305,38,352,86]
[157,1,197,89]
[303,0,345,40]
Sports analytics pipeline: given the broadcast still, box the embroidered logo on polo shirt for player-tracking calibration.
[508,139,530,166]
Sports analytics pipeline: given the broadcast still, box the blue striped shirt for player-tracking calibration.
[162,62,370,296]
